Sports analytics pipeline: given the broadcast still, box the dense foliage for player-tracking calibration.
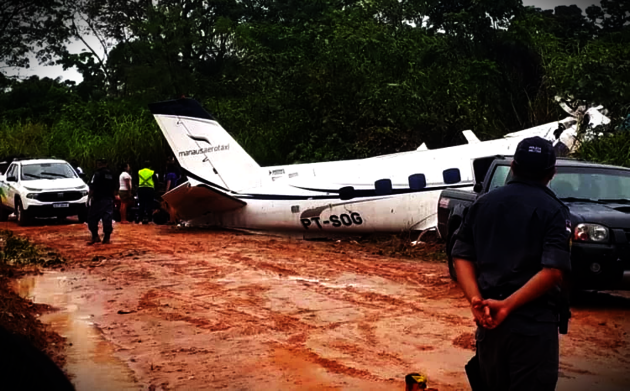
[1,0,629,174]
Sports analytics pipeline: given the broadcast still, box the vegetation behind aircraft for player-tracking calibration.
[0,0,628,176]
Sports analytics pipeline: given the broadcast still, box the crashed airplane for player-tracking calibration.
[148,98,609,236]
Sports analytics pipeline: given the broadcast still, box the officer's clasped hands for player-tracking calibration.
[471,297,511,329]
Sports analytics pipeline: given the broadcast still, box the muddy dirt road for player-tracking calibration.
[4,220,630,391]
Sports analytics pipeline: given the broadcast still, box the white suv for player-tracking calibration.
[0,159,89,225]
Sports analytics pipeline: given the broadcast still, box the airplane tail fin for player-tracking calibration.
[149,98,261,192]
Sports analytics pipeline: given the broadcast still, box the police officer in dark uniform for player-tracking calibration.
[452,137,572,391]
[87,158,118,245]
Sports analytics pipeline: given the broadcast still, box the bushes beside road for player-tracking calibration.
[0,103,168,177]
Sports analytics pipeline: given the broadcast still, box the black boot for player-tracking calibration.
[87,235,100,245]
[102,233,111,244]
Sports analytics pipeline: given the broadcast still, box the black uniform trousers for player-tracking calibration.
[138,187,154,222]
[476,318,559,391]
[88,198,113,236]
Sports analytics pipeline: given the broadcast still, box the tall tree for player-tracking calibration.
[587,0,630,34]
[57,0,249,98]
[0,0,71,73]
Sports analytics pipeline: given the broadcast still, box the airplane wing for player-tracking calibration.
[162,181,246,220]
[462,130,480,144]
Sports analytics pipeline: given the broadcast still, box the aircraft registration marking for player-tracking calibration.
[301,213,363,229]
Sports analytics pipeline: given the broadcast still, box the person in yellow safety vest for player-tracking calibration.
[137,161,157,224]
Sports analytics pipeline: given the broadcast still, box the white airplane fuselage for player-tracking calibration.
[149,99,608,236]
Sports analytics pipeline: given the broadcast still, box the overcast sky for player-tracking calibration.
[523,0,601,10]
[3,1,605,83]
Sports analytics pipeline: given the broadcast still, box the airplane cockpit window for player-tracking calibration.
[339,186,355,200]
[408,174,426,190]
[375,179,392,195]
[443,168,461,184]
[488,165,511,190]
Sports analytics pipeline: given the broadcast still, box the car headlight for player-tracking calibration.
[574,223,609,242]
[80,190,89,196]
[26,193,38,199]
[24,187,42,191]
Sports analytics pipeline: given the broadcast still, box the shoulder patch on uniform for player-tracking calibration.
[565,219,572,233]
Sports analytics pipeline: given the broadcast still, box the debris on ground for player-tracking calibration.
[339,229,447,261]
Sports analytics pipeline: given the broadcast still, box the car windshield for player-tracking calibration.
[550,168,630,201]
[21,163,78,181]
[488,164,630,201]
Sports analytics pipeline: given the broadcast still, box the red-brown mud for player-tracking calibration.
[4,220,630,390]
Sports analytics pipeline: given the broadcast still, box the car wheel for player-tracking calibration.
[16,199,31,226]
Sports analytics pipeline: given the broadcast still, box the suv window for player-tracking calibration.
[5,164,17,180]
[488,165,512,191]
[21,163,77,181]
[483,164,630,200]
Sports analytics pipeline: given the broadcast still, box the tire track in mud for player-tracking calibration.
[138,287,319,337]
[129,252,438,385]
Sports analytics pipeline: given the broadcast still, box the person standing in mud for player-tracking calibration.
[164,156,180,224]
[118,163,133,224]
[87,158,118,245]
[451,137,571,391]
[137,161,157,224]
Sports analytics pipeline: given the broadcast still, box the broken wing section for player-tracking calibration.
[163,182,246,221]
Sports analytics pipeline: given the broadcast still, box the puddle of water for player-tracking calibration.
[16,272,140,391]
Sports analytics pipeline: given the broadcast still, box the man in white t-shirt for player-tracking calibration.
[119,163,133,223]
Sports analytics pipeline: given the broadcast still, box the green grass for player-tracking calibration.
[0,112,169,177]
[0,230,65,266]
[575,130,630,168]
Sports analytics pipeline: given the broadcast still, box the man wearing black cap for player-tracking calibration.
[87,158,118,245]
[452,136,572,390]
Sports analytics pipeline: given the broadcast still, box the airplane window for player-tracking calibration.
[339,186,355,200]
[375,179,392,195]
[443,168,461,184]
[408,174,426,190]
